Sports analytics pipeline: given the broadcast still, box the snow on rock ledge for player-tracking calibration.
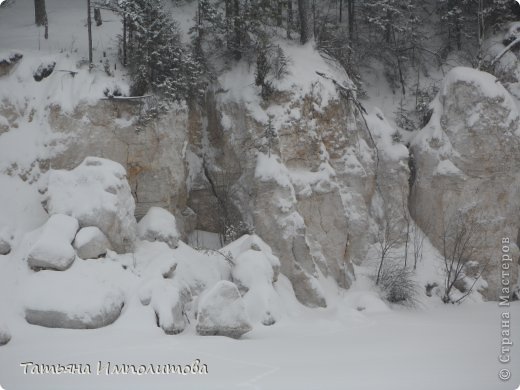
[196,281,252,339]
[27,214,79,271]
[44,157,137,253]
[137,207,180,249]
[23,270,124,329]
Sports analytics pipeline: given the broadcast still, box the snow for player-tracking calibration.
[137,207,180,249]
[73,226,111,259]
[254,153,292,188]
[1,297,517,389]
[148,280,189,335]
[443,67,512,100]
[365,108,409,162]
[26,214,79,271]
[196,280,252,338]
[22,267,125,329]
[434,159,464,177]
[45,156,137,252]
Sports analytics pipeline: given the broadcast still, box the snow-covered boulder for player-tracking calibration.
[73,226,112,259]
[196,281,252,339]
[232,249,281,325]
[44,157,137,253]
[0,227,11,255]
[410,67,520,299]
[224,235,282,325]
[27,214,79,271]
[137,207,180,249]
[140,279,191,335]
[23,271,124,329]
[0,51,22,77]
[0,322,11,346]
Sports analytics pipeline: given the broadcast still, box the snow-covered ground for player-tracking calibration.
[0,300,518,390]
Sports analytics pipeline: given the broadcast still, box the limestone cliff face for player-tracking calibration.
[185,78,409,307]
[46,101,190,229]
[410,67,520,300]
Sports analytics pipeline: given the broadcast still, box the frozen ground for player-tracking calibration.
[0,300,518,390]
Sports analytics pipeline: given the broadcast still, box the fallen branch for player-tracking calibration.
[491,37,520,67]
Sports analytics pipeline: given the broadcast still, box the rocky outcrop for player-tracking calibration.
[186,77,408,307]
[0,52,22,78]
[46,101,189,224]
[410,67,520,300]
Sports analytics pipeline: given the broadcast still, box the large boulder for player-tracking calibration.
[44,157,137,253]
[137,207,180,249]
[410,67,520,300]
[73,226,112,259]
[27,214,79,271]
[0,322,11,346]
[23,271,124,329]
[196,281,252,338]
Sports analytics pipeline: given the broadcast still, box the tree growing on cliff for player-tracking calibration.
[119,0,203,101]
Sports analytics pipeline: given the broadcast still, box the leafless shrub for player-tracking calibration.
[440,208,488,304]
[378,263,418,306]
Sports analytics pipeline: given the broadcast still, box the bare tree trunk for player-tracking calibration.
[347,0,354,40]
[34,0,48,39]
[87,0,93,68]
[34,0,47,26]
[287,0,293,39]
[233,0,241,60]
[298,0,312,44]
[122,11,127,66]
[277,0,283,27]
[339,0,343,23]
[94,7,102,26]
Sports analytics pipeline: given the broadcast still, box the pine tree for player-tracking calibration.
[120,0,203,101]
